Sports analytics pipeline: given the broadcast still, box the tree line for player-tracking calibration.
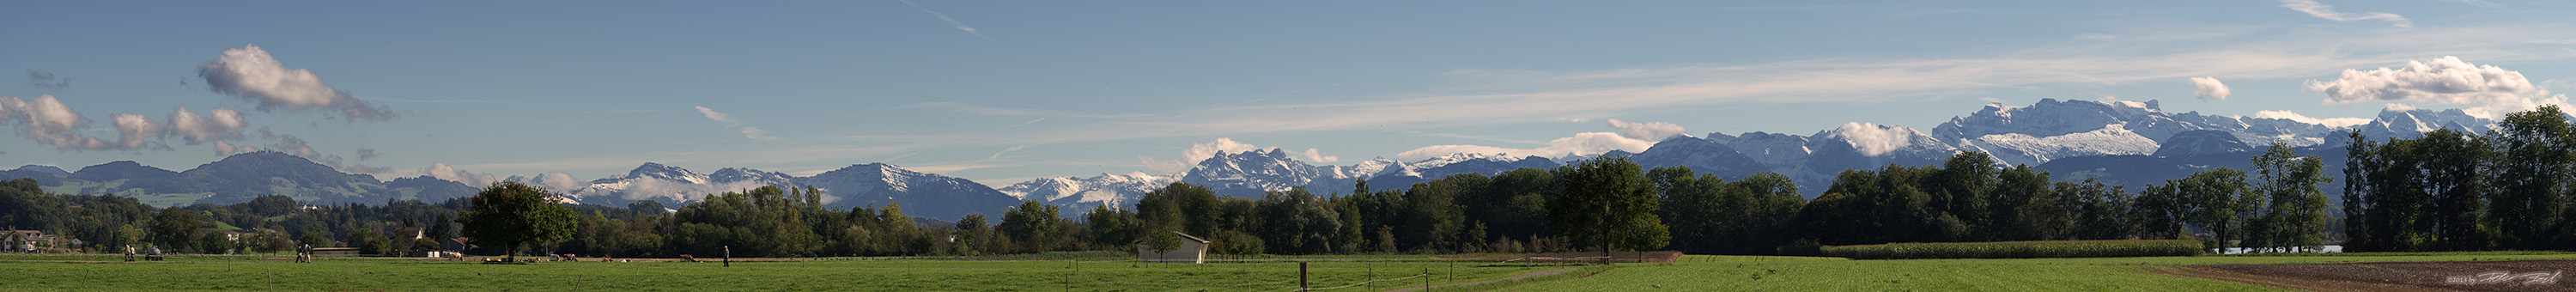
[2342,105,2576,252]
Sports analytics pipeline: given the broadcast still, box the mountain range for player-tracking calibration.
[0,98,2498,218]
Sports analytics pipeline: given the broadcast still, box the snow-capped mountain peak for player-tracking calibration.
[611,162,708,185]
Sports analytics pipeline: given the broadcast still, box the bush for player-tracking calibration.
[1820,240,2201,259]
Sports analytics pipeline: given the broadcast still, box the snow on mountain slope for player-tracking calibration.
[1710,123,1960,192]
[790,163,1022,219]
[1957,124,2160,166]
[2352,106,2491,140]
[562,162,785,205]
[996,172,1174,209]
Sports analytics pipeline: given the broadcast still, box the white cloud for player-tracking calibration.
[2307,56,2567,119]
[0,94,112,150]
[422,162,501,186]
[215,140,258,155]
[1136,137,1341,173]
[2189,76,2231,100]
[2385,103,2417,112]
[2276,0,2412,28]
[694,106,777,140]
[900,0,993,41]
[987,143,1039,160]
[167,106,247,144]
[197,45,394,120]
[1295,149,1340,164]
[1824,123,1917,156]
[270,134,319,159]
[529,172,589,192]
[2252,110,2373,127]
[1604,119,1687,141]
[1141,137,1261,173]
[502,172,590,193]
[1394,132,1654,162]
[109,113,166,150]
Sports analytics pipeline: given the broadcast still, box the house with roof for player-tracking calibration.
[3,230,55,252]
[440,237,475,255]
[1135,232,1211,264]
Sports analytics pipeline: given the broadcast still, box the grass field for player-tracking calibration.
[0,252,1565,291]
[1494,252,2576,291]
[6,252,2573,291]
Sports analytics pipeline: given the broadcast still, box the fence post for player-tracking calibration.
[1299,262,1309,292]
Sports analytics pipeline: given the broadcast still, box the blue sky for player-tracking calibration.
[5,0,2576,185]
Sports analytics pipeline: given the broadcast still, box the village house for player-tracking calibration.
[440,237,474,254]
[4,230,55,252]
[1135,232,1211,264]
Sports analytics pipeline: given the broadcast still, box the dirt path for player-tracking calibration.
[2150,265,2437,292]
[1379,268,1579,292]
[2157,260,2576,292]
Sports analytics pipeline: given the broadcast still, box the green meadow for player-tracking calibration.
[0,253,1561,291]
[5,252,2574,291]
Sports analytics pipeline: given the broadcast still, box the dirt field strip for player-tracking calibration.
[1379,268,1580,292]
[2151,265,2434,292]
[2160,259,2576,292]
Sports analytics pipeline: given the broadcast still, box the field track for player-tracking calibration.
[1382,268,1582,292]
[2162,260,2576,291]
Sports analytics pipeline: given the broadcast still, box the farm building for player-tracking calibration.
[4,230,55,252]
[1135,232,1211,264]
[441,237,474,253]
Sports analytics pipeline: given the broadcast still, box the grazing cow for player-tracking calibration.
[557,254,579,262]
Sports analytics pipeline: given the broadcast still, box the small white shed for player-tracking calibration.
[1135,232,1212,264]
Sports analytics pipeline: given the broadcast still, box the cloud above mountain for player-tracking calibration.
[197,45,394,120]
[2307,56,2567,118]
[2252,110,2372,127]
[1394,131,1651,162]
[2190,76,2231,100]
[2277,0,2411,28]
[695,106,776,140]
[0,95,112,150]
[422,162,501,186]
[1139,137,1339,173]
[1606,119,1687,141]
[1825,123,1918,156]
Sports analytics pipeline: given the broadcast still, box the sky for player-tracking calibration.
[5,0,2576,186]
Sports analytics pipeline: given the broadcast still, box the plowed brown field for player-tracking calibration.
[2161,259,2576,291]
